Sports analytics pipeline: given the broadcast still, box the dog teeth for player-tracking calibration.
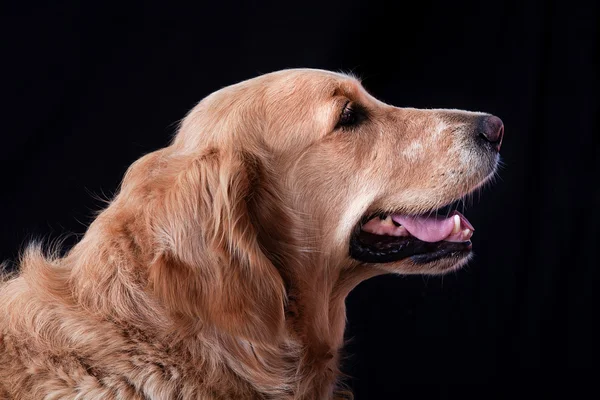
[381,215,394,227]
[452,214,461,234]
[462,228,473,240]
[397,226,409,236]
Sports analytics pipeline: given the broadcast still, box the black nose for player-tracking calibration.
[477,115,504,151]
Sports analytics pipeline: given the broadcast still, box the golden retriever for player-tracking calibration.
[0,69,503,399]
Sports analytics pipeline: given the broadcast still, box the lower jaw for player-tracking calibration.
[349,231,472,265]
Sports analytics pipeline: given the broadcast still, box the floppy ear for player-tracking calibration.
[148,148,286,343]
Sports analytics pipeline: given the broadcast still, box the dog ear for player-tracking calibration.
[148,149,286,343]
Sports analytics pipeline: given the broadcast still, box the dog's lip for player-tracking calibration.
[348,229,472,264]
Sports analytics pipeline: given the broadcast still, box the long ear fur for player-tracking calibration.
[148,148,286,343]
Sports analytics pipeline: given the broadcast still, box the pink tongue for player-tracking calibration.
[391,211,473,243]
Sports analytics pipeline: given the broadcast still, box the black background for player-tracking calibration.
[1,1,598,398]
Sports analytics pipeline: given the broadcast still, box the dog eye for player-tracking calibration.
[338,102,359,127]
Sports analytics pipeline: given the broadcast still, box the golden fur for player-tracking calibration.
[0,69,498,399]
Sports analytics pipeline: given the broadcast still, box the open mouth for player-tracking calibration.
[349,203,475,264]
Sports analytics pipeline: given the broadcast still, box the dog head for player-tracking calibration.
[143,69,502,337]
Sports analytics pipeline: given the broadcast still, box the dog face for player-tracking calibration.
[173,69,503,282]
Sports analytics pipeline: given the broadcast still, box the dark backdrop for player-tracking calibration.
[1,0,598,398]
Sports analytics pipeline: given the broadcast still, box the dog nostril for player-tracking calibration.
[477,115,504,151]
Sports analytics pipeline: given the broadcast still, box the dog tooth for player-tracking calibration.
[382,215,394,227]
[452,215,461,234]
[462,228,473,240]
[397,226,409,236]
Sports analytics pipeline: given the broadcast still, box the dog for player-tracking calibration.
[0,69,503,399]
